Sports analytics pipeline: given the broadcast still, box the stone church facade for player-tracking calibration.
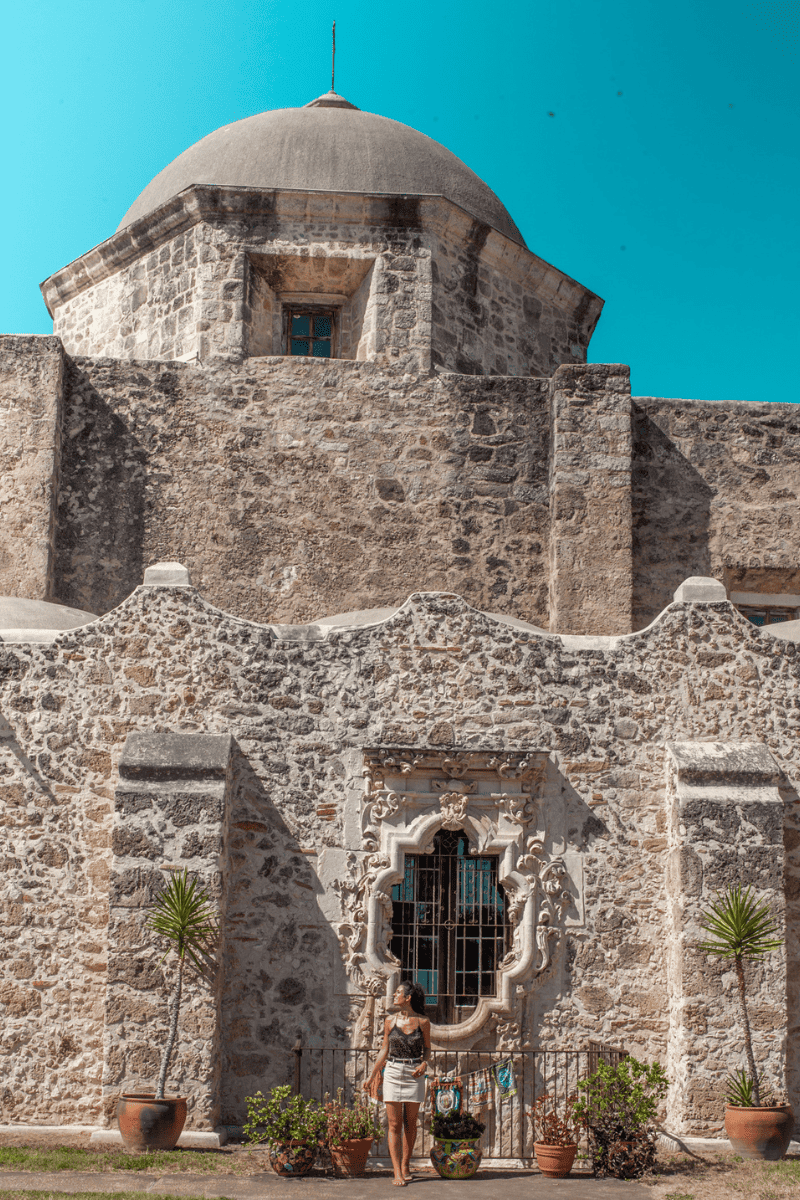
[0,90,798,1141]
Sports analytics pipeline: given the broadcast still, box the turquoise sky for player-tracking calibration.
[2,0,798,403]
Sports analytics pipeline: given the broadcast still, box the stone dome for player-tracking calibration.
[117,93,526,246]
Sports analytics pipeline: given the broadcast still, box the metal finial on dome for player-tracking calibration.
[304,91,359,109]
[332,20,335,93]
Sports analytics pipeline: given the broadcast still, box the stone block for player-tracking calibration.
[673,577,727,603]
[142,561,192,587]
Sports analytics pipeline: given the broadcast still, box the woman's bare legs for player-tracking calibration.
[386,1102,407,1185]
[401,1102,421,1180]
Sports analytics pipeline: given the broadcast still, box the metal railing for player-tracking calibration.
[289,1040,626,1162]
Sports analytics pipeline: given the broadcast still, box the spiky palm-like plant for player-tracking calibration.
[698,884,782,1107]
[148,869,218,1100]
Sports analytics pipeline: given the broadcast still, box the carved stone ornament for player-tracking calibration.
[339,747,572,1046]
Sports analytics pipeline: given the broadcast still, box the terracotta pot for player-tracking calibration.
[268,1140,317,1176]
[534,1141,577,1178]
[329,1136,373,1177]
[430,1136,482,1179]
[725,1104,795,1161]
[116,1093,187,1151]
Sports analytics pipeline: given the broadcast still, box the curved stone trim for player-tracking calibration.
[338,748,573,1045]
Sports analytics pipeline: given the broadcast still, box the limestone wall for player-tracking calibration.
[0,337,64,600]
[429,230,598,378]
[0,581,798,1132]
[43,190,600,377]
[633,398,800,628]
[53,357,552,625]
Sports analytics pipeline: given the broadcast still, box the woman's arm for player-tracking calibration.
[411,1018,431,1078]
[363,1018,391,1088]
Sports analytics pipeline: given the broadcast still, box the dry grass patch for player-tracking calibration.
[645,1151,800,1200]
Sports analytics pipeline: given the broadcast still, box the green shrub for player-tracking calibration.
[243,1085,327,1146]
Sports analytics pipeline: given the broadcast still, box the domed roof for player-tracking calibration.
[117,93,525,246]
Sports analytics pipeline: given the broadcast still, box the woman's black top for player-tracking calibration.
[388,1019,425,1061]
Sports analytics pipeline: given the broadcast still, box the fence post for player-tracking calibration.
[292,1039,302,1095]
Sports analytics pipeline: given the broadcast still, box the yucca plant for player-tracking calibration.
[148,869,218,1100]
[698,884,782,1107]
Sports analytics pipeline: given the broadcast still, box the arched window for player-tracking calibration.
[390,828,510,1024]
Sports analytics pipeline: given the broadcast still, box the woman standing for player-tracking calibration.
[364,981,431,1186]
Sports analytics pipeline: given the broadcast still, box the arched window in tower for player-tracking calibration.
[390,828,510,1025]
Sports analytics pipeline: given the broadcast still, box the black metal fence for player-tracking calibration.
[290,1041,626,1162]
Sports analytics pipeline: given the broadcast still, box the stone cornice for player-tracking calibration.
[40,185,603,328]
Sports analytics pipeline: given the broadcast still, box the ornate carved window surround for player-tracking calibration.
[335,748,574,1045]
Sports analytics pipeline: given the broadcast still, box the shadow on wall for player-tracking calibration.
[631,407,714,630]
[53,359,147,615]
[783,779,800,1117]
[220,745,345,1124]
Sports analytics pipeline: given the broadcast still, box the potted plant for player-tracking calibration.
[430,1109,486,1179]
[117,869,218,1151]
[699,884,794,1160]
[323,1088,383,1176]
[244,1084,327,1176]
[573,1056,668,1179]
[528,1091,583,1178]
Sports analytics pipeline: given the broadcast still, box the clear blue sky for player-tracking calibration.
[2,0,798,403]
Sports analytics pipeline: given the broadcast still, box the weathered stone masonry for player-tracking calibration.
[1,580,798,1134]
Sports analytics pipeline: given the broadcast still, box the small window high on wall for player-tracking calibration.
[737,604,799,627]
[390,828,510,1025]
[286,308,335,358]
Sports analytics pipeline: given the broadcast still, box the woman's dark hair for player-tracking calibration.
[399,980,427,1016]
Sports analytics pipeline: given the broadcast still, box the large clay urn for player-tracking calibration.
[117,1093,187,1151]
[725,1104,794,1161]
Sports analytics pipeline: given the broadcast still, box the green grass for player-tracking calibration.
[0,1193,231,1200]
[664,1193,695,1200]
[0,1147,234,1174]
[765,1160,800,1183]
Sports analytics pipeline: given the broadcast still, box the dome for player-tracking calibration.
[117,93,526,246]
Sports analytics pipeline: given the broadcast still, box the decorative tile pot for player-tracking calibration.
[430,1136,482,1179]
[534,1142,577,1178]
[725,1104,795,1161]
[116,1094,187,1151]
[329,1137,374,1176]
[268,1140,317,1176]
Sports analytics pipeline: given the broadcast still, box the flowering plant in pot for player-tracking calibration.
[528,1092,583,1178]
[323,1088,383,1176]
[244,1084,327,1176]
[430,1110,486,1179]
[117,869,218,1151]
[573,1057,668,1179]
[699,884,794,1160]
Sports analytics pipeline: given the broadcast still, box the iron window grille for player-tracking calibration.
[285,309,335,358]
[738,604,799,626]
[390,828,510,1025]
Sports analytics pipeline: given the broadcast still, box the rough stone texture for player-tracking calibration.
[632,398,800,628]
[0,583,798,1133]
[104,732,233,1127]
[52,357,553,625]
[665,741,787,1133]
[42,191,601,377]
[0,337,65,600]
[549,365,633,635]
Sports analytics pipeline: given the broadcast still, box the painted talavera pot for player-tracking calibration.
[268,1140,317,1176]
[329,1137,374,1176]
[430,1136,483,1179]
[116,1094,187,1151]
[725,1104,795,1160]
[534,1141,577,1178]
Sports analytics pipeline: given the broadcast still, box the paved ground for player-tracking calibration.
[0,1170,650,1199]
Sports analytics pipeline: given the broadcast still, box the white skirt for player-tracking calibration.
[383,1060,426,1104]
